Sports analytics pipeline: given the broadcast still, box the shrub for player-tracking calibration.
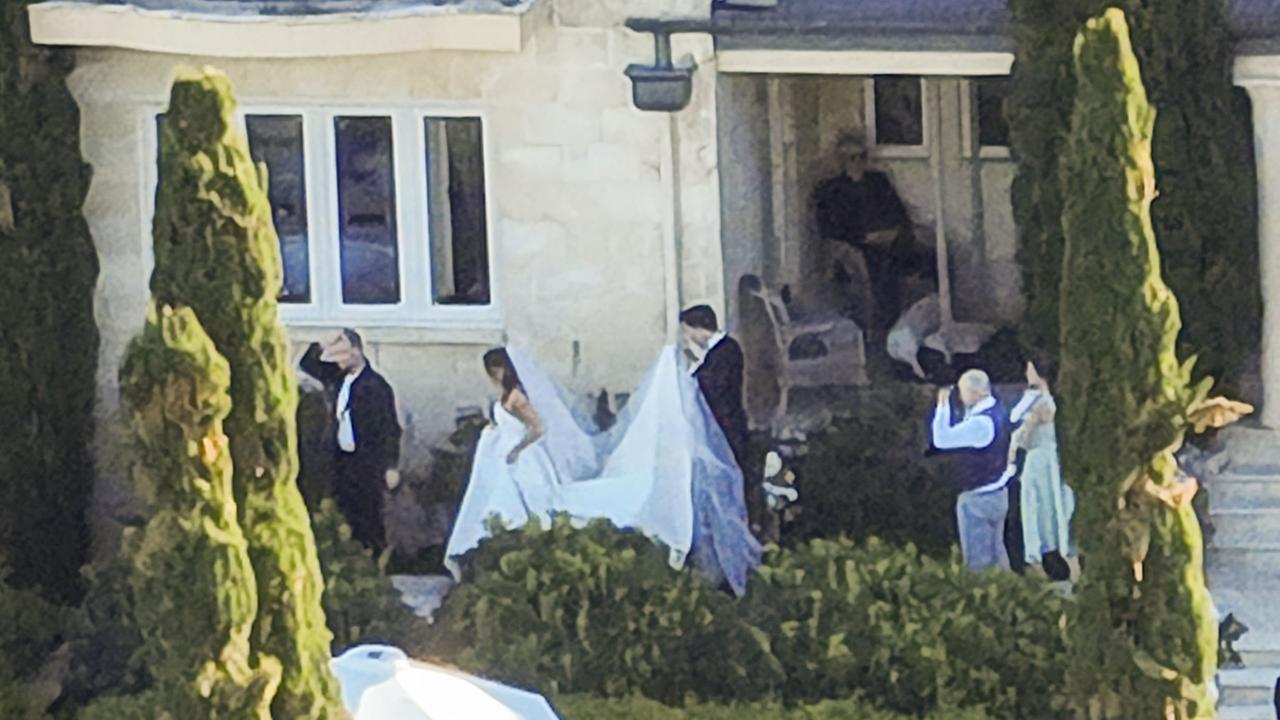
[429,521,1073,719]
[426,518,777,704]
[0,0,99,603]
[310,498,429,654]
[788,384,955,556]
[553,694,992,720]
[149,67,340,717]
[0,563,77,719]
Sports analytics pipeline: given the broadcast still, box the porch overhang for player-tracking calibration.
[711,0,1013,76]
[26,0,535,58]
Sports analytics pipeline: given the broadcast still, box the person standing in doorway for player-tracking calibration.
[300,328,403,554]
[929,369,1013,571]
[812,131,916,337]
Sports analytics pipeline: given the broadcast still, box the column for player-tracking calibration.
[1241,78,1280,427]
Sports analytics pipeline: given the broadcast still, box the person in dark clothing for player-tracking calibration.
[680,304,763,537]
[813,132,916,335]
[299,328,403,553]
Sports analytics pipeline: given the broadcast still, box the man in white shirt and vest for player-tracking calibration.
[300,329,403,553]
[929,369,1013,571]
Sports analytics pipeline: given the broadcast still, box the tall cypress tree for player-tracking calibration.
[0,0,99,601]
[116,302,281,718]
[1059,10,1230,717]
[1009,0,1258,391]
[149,67,342,718]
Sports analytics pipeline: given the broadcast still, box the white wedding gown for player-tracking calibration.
[443,345,761,595]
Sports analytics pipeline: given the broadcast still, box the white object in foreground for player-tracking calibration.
[330,645,560,720]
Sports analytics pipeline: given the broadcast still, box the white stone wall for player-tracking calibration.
[70,0,723,555]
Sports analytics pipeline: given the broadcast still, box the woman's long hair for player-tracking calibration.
[483,348,522,402]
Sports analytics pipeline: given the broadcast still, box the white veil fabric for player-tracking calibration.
[498,344,761,596]
[505,347,602,483]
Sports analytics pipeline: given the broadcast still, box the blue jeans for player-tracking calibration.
[956,487,1010,571]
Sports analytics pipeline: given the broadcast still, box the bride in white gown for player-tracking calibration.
[444,344,761,596]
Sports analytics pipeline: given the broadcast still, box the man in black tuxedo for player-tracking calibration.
[300,328,403,553]
[681,304,751,480]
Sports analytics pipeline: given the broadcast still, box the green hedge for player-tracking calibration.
[553,694,992,720]
[427,519,1073,720]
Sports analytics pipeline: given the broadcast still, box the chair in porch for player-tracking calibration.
[737,274,868,432]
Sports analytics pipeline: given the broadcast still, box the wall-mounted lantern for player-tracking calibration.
[623,18,710,113]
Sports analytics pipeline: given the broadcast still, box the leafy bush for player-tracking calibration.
[426,518,775,704]
[310,498,429,654]
[0,565,76,718]
[429,520,1073,719]
[749,539,1070,719]
[553,694,992,720]
[789,384,955,556]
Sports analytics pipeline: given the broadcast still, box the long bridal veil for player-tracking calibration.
[505,345,762,596]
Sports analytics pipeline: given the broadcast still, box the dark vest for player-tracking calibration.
[949,402,1011,493]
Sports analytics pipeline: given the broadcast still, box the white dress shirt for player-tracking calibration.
[931,395,1012,493]
[688,331,727,376]
[931,395,997,450]
[336,367,365,453]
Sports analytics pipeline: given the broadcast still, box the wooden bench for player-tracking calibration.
[738,274,868,431]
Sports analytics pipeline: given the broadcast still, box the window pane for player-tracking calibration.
[975,78,1012,148]
[247,115,310,303]
[334,116,400,305]
[425,117,491,306]
[873,76,924,146]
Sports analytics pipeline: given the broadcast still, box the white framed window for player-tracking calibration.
[140,102,500,330]
[863,76,930,159]
[960,77,1013,160]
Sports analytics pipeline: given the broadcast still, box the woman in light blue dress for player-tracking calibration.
[1009,356,1080,581]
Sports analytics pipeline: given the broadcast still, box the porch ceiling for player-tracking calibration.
[26,0,536,57]
[712,0,1280,60]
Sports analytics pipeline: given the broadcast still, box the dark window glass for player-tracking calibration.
[975,78,1012,148]
[247,115,310,303]
[873,76,924,146]
[425,117,491,306]
[334,116,400,305]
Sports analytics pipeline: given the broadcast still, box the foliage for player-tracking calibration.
[310,498,428,653]
[112,303,280,718]
[553,694,993,720]
[788,384,955,556]
[0,562,77,719]
[426,518,772,705]
[1058,11,1219,718]
[1008,0,1259,389]
[0,0,99,603]
[428,519,1073,719]
[149,66,341,718]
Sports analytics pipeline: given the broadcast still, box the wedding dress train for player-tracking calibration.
[443,345,761,596]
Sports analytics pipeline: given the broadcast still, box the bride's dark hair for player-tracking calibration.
[483,348,522,401]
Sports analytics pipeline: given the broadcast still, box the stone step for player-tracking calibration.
[1212,509,1280,548]
[1239,632,1280,668]
[1210,588,1280,638]
[1218,703,1275,720]
[1210,474,1280,512]
[1221,426,1280,474]
[1207,548,1280,591]
[1219,666,1280,707]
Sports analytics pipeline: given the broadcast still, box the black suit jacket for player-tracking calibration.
[300,343,402,472]
[694,336,749,467]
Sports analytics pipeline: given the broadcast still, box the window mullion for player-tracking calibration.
[310,110,341,321]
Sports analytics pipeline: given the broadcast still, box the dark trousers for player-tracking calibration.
[334,451,387,554]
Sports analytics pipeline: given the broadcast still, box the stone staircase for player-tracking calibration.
[1209,427,1280,720]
